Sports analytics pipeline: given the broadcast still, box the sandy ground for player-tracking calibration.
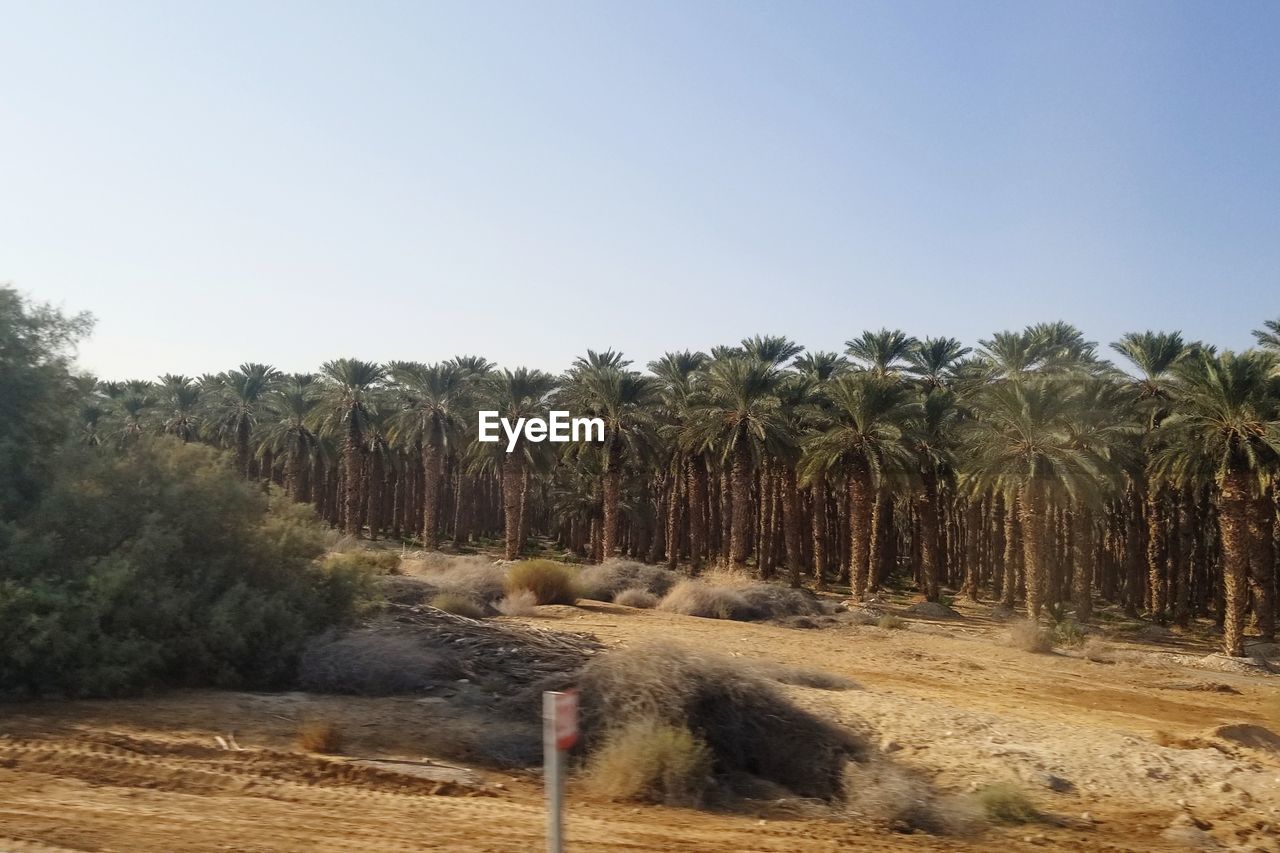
[2,595,1279,852]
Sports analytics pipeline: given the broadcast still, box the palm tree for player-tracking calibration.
[157,374,201,442]
[741,334,804,367]
[561,362,658,560]
[1151,349,1280,655]
[317,359,385,537]
[1252,319,1280,352]
[261,375,320,501]
[650,350,709,570]
[906,337,972,390]
[207,363,280,476]
[682,357,790,569]
[482,368,557,559]
[846,329,918,376]
[802,373,920,598]
[908,388,963,601]
[390,361,469,548]
[961,380,1107,619]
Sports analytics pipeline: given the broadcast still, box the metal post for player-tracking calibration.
[543,691,564,853]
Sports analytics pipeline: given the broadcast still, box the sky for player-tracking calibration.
[1,0,1277,379]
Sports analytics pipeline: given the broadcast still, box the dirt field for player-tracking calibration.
[2,593,1278,852]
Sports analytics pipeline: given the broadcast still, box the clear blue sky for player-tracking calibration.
[2,1,1277,379]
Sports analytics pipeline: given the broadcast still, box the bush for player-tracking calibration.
[845,760,975,834]
[656,580,756,620]
[975,784,1039,824]
[495,589,539,616]
[505,559,579,605]
[584,719,712,806]
[323,549,401,575]
[430,593,486,619]
[0,440,367,697]
[1051,619,1087,648]
[298,629,465,695]
[404,556,507,605]
[655,577,825,622]
[577,559,677,602]
[614,588,658,609]
[1008,620,1053,653]
[571,641,863,800]
[297,720,344,754]
[876,614,905,630]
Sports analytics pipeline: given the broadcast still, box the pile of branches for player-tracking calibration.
[300,604,602,697]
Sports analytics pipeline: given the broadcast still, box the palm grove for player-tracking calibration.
[73,310,1280,658]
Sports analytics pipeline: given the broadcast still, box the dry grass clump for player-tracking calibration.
[404,555,507,605]
[657,580,755,620]
[975,784,1040,824]
[571,640,863,800]
[577,559,677,602]
[845,759,977,834]
[584,719,713,806]
[876,614,905,630]
[430,592,486,619]
[297,720,344,754]
[494,589,539,616]
[1009,620,1053,653]
[505,559,579,605]
[655,573,827,622]
[322,549,402,575]
[614,588,658,609]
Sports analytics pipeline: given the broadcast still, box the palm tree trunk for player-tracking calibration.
[1219,470,1251,656]
[421,443,443,549]
[502,455,522,560]
[600,438,622,560]
[452,470,469,546]
[811,474,828,590]
[1003,492,1020,608]
[1123,482,1146,617]
[236,415,252,478]
[918,470,942,601]
[729,440,752,569]
[963,498,981,601]
[687,456,707,573]
[1020,483,1047,620]
[286,446,303,499]
[1147,483,1169,623]
[1072,504,1093,621]
[1248,490,1275,643]
[342,417,363,537]
[781,464,802,588]
[1173,486,1194,627]
[666,461,682,571]
[848,459,873,599]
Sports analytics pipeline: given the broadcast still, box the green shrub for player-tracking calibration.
[0,439,367,697]
[1051,619,1086,648]
[430,592,486,619]
[505,559,579,605]
[975,784,1040,824]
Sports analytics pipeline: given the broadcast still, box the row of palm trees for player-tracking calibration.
[78,320,1280,656]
